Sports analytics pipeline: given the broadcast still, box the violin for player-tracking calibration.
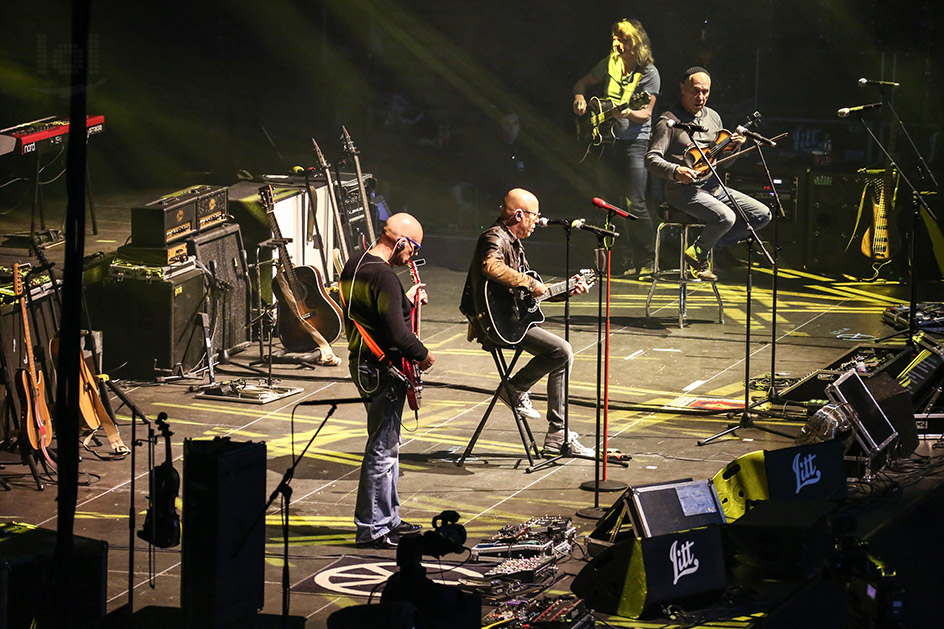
[138,412,181,548]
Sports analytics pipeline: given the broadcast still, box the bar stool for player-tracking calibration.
[456,344,541,467]
[645,205,724,328]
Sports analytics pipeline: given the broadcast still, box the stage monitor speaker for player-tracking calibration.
[181,437,266,628]
[0,523,107,627]
[188,223,250,355]
[627,479,726,538]
[572,526,727,619]
[724,499,835,580]
[827,370,899,458]
[864,372,918,458]
[714,441,847,522]
[85,267,205,379]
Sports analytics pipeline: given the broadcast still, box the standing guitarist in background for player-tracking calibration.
[572,18,660,277]
[340,213,433,550]
[460,188,592,457]
[645,66,771,280]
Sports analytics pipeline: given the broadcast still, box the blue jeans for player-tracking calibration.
[665,183,772,258]
[508,326,573,433]
[609,138,656,268]
[350,360,406,543]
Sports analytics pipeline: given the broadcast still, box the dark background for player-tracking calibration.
[2,0,941,269]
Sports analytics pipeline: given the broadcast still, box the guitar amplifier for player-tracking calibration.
[85,265,206,379]
[131,185,228,247]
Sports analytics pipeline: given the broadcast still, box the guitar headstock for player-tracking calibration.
[580,267,597,289]
[12,262,23,297]
[407,259,424,285]
[258,185,275,212]
[340,126,358,155]
[312,138,329,169]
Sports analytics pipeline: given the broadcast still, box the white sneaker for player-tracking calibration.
[498,385,542,420]
[544,430,596,457]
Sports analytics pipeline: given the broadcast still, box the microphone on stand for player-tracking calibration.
[858,77,900,88]
[537,216,620,239]
[735,125,778,147]
[666,118,708,133]
[837,103,883,118]
[591,197,638,220]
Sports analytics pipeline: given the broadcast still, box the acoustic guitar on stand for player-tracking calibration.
[258,185,344,363]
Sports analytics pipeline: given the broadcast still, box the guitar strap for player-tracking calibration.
[337,277,393,366]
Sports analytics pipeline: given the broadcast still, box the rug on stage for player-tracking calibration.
[291,554,490,597]
[670,396,744,411]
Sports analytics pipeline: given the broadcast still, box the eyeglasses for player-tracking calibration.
[521,209,541,219]
[404,236,423,255]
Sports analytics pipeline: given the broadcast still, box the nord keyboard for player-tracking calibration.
[0,114,105,157]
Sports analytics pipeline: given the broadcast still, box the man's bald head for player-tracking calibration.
[383,212,424,245]
[500,188,539,222]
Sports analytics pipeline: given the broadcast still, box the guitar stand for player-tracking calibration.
[456,346,541,468]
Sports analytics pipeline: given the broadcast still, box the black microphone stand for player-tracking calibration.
[577,216,628,520]
[103,380,153,619]
[529,220,598,472]
[237,398,361,618]
[851,105,938,347]
[750,139,789,405]
[692,138,794,445]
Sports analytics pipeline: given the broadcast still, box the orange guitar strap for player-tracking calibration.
[337,279,389,365]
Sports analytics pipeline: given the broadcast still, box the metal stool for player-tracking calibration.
[456,344,541,467]
[645,205,724,328]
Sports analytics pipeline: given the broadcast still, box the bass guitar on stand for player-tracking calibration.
[259,185,343,364]
[12,263,55,469]
[340,126,378,247]
[313,138,350,278]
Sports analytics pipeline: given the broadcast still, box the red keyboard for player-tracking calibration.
[0,114,105,157]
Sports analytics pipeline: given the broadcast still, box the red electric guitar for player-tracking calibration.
[403,260,424,411]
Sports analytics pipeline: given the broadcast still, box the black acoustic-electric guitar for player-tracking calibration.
[259,185,344,356]
[481,269,595,347]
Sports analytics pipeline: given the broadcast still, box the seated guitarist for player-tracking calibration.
[572,18,660,277]
[460,188,592,457]
[645,66,771,280]
[340,212,434,550]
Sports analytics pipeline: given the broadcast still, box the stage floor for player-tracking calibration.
[2,197,943,627]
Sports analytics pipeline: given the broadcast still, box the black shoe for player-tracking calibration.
[355,534,398,550]
[394,520,422,535]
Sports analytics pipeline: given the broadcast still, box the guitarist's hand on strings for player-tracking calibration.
[569,274,591,296]
[530,280,548,297]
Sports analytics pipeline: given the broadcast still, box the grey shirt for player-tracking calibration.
[645,105,727,185]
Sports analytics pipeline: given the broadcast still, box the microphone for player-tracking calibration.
[858,77,900,88]
[536,217,577,228]
[666,118,708,133]
[837,102,882,118]
[735,125,777,147]
[572,219,619,239]
[591,197,637,220]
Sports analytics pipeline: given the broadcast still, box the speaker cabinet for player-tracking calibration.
[181,437,266,627]
[573,526,727,619]
[188,223,250,355]
[805,171,867,274]
[86,268,205,379]
[0,523,107,627]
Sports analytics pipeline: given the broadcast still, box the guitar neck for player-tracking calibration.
[539,277,575,303]
[13,265,38,382]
